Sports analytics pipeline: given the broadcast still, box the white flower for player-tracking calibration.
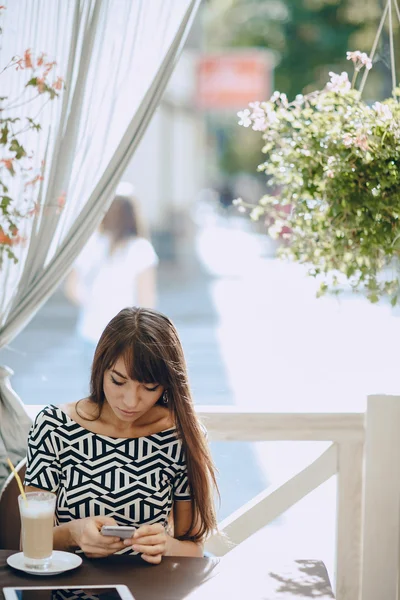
[326,169,335,178]
[373,102,393,121]
[280,93,288,107]
[347,50,372,71]
[270,91,280,103]
[252,116,268,132]
[343,132,369,150]
[269,91,288,106]
[232,197,243,206]
[342,133,353,147]
[237,109,252,127]
[347,50,360,61]
[249,101,268,130]
[266,108,278,124]
[326,71,351,93]
[268,220,284,240]
[249,101,264,117]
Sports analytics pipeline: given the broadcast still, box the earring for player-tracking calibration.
[162,390,169,404]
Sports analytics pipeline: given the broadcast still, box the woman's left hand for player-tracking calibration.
[124,523,169,564]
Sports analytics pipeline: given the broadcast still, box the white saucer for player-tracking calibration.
[7,551,82,576]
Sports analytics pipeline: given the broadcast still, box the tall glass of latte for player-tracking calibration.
[18,491,56,570]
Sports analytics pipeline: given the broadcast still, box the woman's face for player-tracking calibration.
[103,355,164,423]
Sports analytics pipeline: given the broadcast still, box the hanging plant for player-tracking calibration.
[0,5,64,268]
[235,0,400,305]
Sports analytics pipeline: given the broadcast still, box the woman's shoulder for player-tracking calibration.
[133,405,175,438]
[126,237,158,267]
[30,404,69,435]
[59,399,93,422]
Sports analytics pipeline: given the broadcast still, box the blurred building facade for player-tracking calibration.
[123,15,206,262]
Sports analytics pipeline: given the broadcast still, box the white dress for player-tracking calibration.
[74,233,158,344]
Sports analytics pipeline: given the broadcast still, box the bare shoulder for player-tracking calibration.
[59,399,97,423]
[148,405,175,431]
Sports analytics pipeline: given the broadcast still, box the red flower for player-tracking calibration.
[0,229,23,246]
[57,192,66,211]
[53,76,63,91]
[43,61,56,78]
[24,49,33,69]
[0,231,12,245]
[36,77,46,93]
[14,58,24,70]
[37,53,46,67]
[25,174,44,188]
[27,202,41,217]
[1,158,13,171]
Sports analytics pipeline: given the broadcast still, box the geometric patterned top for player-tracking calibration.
[24,405,192,555]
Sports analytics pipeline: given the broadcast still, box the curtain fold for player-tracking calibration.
[0,0,201,491]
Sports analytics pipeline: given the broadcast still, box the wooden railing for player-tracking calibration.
[198,406,364,600]
[198,397,400,600]
[24,396,400,600]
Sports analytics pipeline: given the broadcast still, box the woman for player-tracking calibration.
[65,182,158,348]
[24,307,218,563]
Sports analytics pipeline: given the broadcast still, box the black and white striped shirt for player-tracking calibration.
[25,405,191,555]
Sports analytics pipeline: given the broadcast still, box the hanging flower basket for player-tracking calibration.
[235,1,400,305]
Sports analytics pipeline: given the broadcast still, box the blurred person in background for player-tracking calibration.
[65,182,158,361]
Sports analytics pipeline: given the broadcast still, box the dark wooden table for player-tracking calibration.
[0,550,335,599]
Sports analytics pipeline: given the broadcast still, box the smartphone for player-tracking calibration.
[3,585,135,600]
[101,525,136,540]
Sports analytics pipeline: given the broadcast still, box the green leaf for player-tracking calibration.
[25,77,38,88]
[0,124,8,144]
[9,138,26,159]
[0,196,13,212]
[27,118,41,131]
[368,293,379,303]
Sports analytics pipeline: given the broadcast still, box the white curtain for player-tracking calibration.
[0,0,201,487]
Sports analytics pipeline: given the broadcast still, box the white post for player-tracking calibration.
[361,395,400,600]
[336,441,364,600]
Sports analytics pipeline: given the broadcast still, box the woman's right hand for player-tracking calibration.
[69,516,126,558]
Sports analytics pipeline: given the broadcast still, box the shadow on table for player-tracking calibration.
[268,560,334,598]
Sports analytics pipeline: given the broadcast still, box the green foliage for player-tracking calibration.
[205,0,375,99]
[205,0,379,180]
[236,55,400,304]
[0,34,63,267]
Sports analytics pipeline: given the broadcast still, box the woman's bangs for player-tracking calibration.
[122,340,168,385]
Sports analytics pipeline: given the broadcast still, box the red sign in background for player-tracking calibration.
[196,51,274,110]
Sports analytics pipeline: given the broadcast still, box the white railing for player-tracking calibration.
[199,406,364,600]
[25,396,400,600]
[199,397,400,600]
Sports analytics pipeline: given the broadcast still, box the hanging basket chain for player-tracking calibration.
[388,0,397,95]
[394,0,400,92]
[359,0,390,94]
[394,0,400,27]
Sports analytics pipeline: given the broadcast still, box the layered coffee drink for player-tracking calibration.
[18,492,56,570]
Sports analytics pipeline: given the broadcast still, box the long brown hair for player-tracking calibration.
[88,306,218,543]
[100,194,148,246]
